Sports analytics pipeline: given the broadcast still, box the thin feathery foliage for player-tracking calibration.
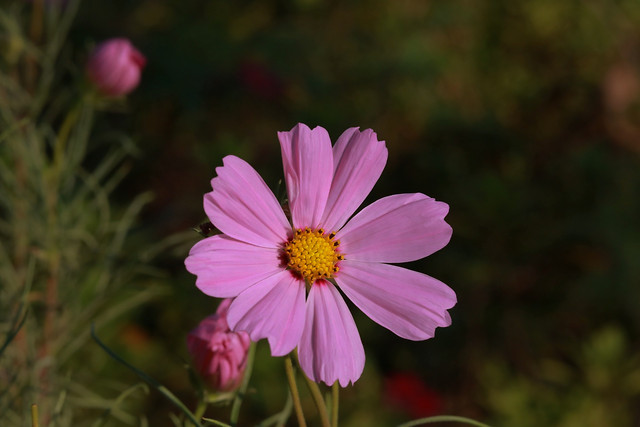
[0,1,163,424]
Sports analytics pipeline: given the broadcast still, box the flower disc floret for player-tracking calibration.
[283,228,344,283]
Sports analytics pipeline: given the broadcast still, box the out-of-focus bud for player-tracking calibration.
[86,38,146,97]
[187,299,251,392]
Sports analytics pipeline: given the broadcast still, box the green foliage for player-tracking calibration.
[0,1,165,424]
[481,326,640,427]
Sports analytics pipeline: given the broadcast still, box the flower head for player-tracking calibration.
[186,123,456,386]
[187,299,251,391]
[86,38,146,97]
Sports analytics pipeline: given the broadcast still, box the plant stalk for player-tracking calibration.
[284,354,307,427]
[230,342,256,426]
[331,382,339,427]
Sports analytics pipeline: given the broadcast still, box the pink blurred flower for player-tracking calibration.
[185,123,456,387]
[384,372,444,418]
[86,38,146,97]
[187,299,251,391]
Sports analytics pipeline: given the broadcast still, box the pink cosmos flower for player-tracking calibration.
[185,123,456,387]
[86,38,146,97]
[187,299,251,391]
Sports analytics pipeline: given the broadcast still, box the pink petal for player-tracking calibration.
[205,155,291,248]
[336,193,452,263]
[298,282,365,387]
[185,235,282,298]
[320,128,388,231]
[278,123,333,229]
[336,261,456,340]
[226,271,306,357]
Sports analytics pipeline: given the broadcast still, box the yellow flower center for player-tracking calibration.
[283,227,344,283]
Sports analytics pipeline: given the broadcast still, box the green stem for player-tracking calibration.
[91,325,202,426]
[274,392,293,427]
[38,103,73,413]
[256,392,292,427]
[300,371,330,427]
[0,302,28,357]
[53,104,80,178]
[31,404,39,427]
[200,418,231,427]
[284,355,307,427]
[291,349,330,427]
[41,102,84,362]
[331,382,339,427]
[229,342,256,426]
[194,396,208,424]
[396,415,493,427]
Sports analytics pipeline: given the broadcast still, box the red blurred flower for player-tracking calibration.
[187,299,251,392]
[87,38,146,97]
[384,372,444,418]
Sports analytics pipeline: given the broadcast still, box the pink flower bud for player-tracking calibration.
[86,38,146,97]
[187,299,251,391]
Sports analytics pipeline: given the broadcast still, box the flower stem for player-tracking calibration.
[53,107,79,170]
[257,392,293,427]
[284,354,307,427]
[331,382,339,427]
[230,342,256,426]
[291,350,330,427]
[194,397,208,424]
[31,404,39,427]
[300,370,330,427]
[91,325,202,426]
[396,415,493,427]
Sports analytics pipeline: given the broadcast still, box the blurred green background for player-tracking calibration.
[3,0,640,425]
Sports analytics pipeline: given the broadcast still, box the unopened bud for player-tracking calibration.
[86,38,146,97]
[187,299,251,392]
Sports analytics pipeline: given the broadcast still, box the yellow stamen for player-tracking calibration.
[283,227,344,283]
